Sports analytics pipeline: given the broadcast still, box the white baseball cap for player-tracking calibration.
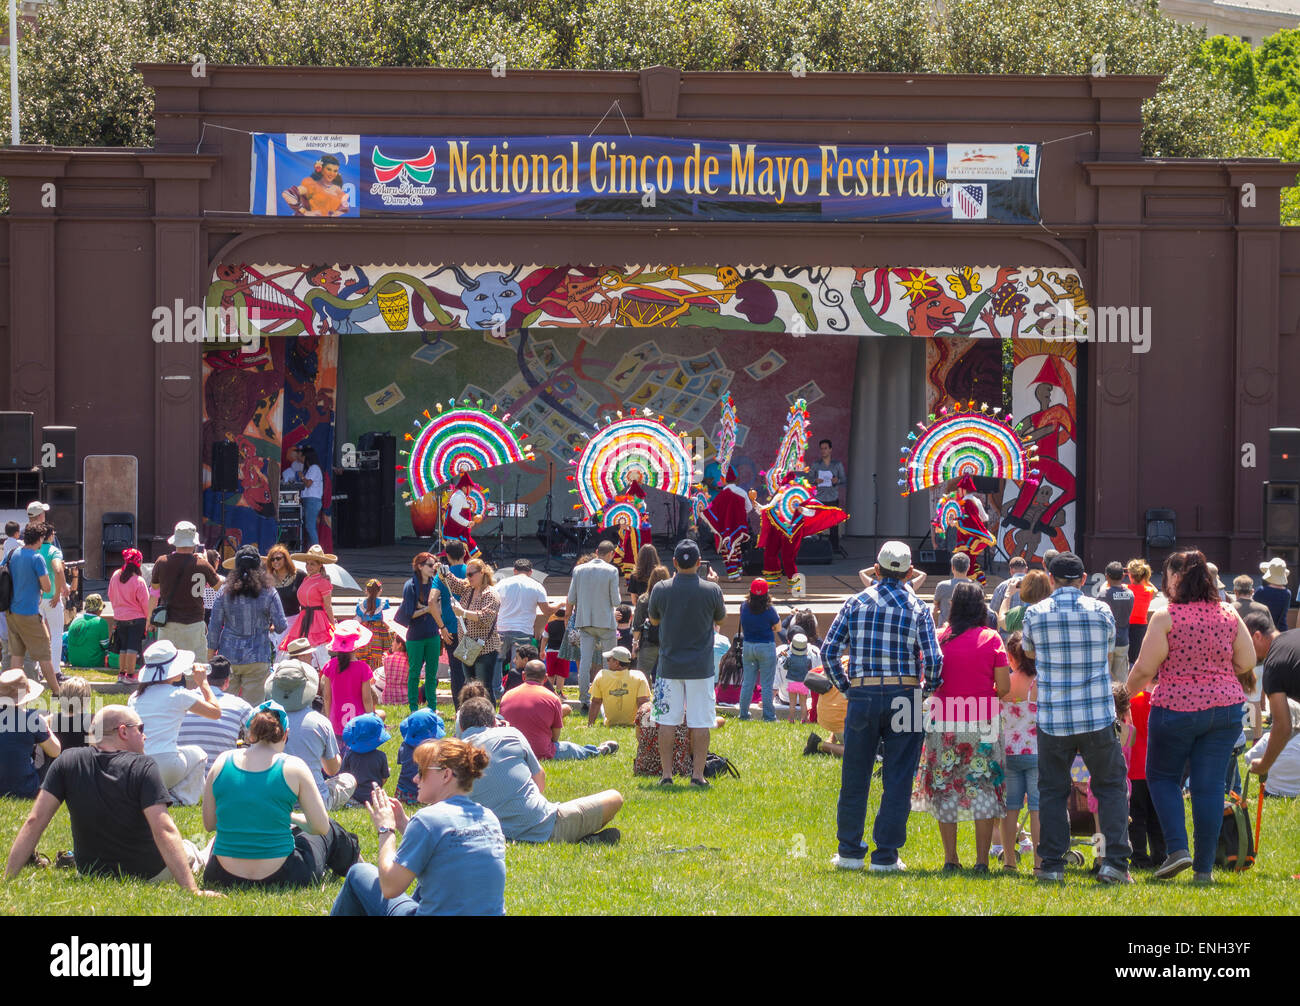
[26,501,49,519]
[877,540,912,573]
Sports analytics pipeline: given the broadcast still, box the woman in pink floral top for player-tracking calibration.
[912,582,1011,873]
[1127,549,1256,882]
[999,631,1040,872]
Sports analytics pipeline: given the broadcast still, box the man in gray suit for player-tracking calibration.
[566,540,622,711]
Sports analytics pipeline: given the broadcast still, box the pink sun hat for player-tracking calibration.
[329,619,373,653]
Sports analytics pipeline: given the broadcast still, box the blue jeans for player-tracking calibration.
[302,496,323,548]
[739,641,777,721]
[836,684,924,864]
[1147,703,1243,873]
[331,863,420,916]
[553,740,601,760]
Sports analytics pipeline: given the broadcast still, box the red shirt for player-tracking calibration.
[1129,689,1151,781]
[499,682,563,760]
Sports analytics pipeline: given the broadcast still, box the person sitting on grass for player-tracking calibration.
[4,705,215,894]
[1246,698,1300,798]
[588,646,651,727]
[501,642,540,697]
[64,594,110,669]
[499,660,618,761]
[395,708,446,806]
[176,655,254,775]
[331,737,506,917]
[453,681,508,735]
[802,669,847,757]
[201,702,361,890]
[0,670,61,798]
[267,659,357,812]
[342,713,392,808]
[458,697,623,845]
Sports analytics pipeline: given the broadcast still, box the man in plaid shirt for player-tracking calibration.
[1022,551,1132,883]
[822,541,942,871]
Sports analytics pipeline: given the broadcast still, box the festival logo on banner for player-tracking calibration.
[945,144,1017,180]
[368,143,440,208]
[951,184,987,221]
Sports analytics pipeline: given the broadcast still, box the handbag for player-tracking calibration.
[452,621,486,665]
[150,555,190,628]
[557,619,580,663]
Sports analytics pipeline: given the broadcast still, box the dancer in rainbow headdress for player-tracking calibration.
[752,470,847,593]
[701,467,753,580]
[442,471,485,560]
[603,477,651,577]
[934,475,997,584]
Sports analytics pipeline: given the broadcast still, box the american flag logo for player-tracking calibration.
[953,183,987,220]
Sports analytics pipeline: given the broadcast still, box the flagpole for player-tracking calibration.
[7,0,17,145]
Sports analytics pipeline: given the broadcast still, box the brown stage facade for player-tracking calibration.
[0,66,1297,574]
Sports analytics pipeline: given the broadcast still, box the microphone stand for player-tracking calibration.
[542,461,560,574]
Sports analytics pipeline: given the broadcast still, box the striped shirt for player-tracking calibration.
[820,579,943,692]
[1021,587,1116,736]
[176,688,254,773]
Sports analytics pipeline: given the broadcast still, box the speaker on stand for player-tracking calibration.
[0,412,34,470]
[40,426,81,558]
[359,432,397,546]
[211,440,240,555]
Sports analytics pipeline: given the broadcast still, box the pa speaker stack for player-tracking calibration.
[40,425,81,557]
[1264,429,1300,580]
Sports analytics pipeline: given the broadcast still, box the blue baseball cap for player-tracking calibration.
[399,708,446,747]
[342,713,391,754]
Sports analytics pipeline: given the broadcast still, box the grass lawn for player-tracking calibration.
[1,695,1297,916]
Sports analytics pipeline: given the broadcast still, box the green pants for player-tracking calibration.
[406,636,442,711]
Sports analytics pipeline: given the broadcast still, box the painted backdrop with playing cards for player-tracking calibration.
[205,263,1084,552]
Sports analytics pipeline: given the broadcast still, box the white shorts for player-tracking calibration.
[651,676,716,729]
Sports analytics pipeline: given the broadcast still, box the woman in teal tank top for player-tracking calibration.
[201,700,360,889]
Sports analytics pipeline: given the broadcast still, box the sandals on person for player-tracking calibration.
[55,851,76,869]
[659,777,674,786]
[27,852,50,868]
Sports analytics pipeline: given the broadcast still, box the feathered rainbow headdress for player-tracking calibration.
[897,402,1039,495]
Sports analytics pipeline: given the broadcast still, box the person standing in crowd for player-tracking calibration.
[1126,558,1158,665]
[824,541,942,871]
[319,621,377,744]
[6,524,60,696]
[65,593,110,670]
[633,565,670,681]
[999,632,1040,873]
[176,655,254,773]
[0,520,21,670]
[441,558,503,704]
[1128,550,1253,882]
[280,544,337,666]
[108,548,151,683]
[990,557,1028,637]
[268,658,357,811]
[1126,683,1165,869]
[1099,562,1134,682]
[353,579,392,672]
[1233,575,1271,624]
[1022,552,1131,884]
[738,578,780,722]
[627,544,660,608]
[433,541,468,708]
[37,524,68,676]
[932,552,972,631]
[810,438,849,559]
[209,545,287,705]
[5,706,214,893]
[565,540,621,712]
[298,445,325,549]
[128,641,223,805]
[912,582,1010,873]
[201,701,360,890]
[150,521,221,660]
[396,552,453,713]
[1256,557,1292,631]
[648,539,726,787]
[201,549,224,625]
[494,558,557,689]
[998,569,1051,636]
[331,737,506,916]
[265,545,305,660]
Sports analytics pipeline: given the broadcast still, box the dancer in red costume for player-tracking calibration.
[701,467,753,580]
[441,472,483,560]
[607,477,651,576]
[753,472,847,592]
[940,475,996,584]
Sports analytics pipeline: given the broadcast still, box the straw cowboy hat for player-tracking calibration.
[223,544,267,571]
[0,669,43,706]
[291,544,338,564]
[1261,557,1291,587]
[284,637,316,660]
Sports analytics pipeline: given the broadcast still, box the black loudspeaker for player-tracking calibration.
[359,432,397,546]
[337,466,382,548]
[917,547,953,574]
[39,426,77,483]
[797,535,833,565]
[1264,482,1300,545]
[1269,428,1300,483]
[742,546,764,575]
[0,412,34,470]
[47,483,82,555]
[971,476,1004,495]
[211,441,240,494]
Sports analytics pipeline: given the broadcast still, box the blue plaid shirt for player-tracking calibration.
[1021,587,1116,736]
[821,579,943,692]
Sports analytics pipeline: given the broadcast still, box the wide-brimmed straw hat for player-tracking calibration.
[1261,557,1291,587]
[223,545,267,570]
[291,544,338,564]
[0,669,43,706]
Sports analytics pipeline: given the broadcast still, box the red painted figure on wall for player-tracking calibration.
[1004,356,1077,535]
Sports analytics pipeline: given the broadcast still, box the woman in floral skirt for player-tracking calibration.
[913,581,1011,872]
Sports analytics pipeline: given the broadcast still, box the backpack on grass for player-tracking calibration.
[1216,778,1258,872]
